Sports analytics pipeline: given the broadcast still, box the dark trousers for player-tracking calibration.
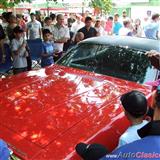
[26,56,32,71]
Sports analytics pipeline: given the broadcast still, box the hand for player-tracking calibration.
[145,50,160,57]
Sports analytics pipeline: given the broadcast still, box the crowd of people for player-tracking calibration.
[0,10,160,160]
[0,10,159,75]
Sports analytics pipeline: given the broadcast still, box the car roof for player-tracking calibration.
[80,36,160,52]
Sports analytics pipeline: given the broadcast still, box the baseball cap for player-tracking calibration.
[120,90,148,118]
[13,26,24,33]
[0,139,10,160]
[75,143,108,160]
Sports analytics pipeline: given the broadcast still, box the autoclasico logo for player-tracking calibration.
[104,152,160,159]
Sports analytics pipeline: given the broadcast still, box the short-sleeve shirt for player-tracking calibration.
[119,27,132,36]
[27,20,42,39]
[41,41,54,67]
[78,26,97,39]
[71,21,84,33]
[43,25,54,33]
[11,37,27,68]
[6,25,17,41]
[117,120,148,148]
[95,26,106,36]
[113,22,122,35]
[144,22,159,40]
[52,24,70,52]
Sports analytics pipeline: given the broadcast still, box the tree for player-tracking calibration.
[0,0,32,8]
[90,0,112,15]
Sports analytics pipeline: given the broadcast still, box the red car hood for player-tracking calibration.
[0,65,151,159]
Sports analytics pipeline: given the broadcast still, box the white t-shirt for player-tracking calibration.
[133,26,145,38]
[71,21,84,33]
[117,120,148,148]
[52,24,70,52]
[119,27,131,36]
[1,22,8,31]
[95,26,106,36]
[27,20,42,39]
[11,37,27,69]
[120,17,130,25]
[43,24,54,33]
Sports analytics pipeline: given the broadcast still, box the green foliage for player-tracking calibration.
[0,0,59,8]
[90,0,112,14]
[0,0,31,8]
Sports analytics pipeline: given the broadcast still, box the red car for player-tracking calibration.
[0,36,159,159]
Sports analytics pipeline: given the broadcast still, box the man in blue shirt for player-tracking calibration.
[144,13,159,40]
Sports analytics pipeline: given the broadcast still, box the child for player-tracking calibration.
[41,29,55,68]
[117,90,148,148]
[11,26,28,74]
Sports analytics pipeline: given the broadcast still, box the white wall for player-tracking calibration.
[131,6,160,20]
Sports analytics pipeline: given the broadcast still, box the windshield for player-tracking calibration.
[57,43,157,84]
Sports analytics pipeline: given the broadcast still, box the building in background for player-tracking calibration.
[13,0,91,15]
[111,0,160,20]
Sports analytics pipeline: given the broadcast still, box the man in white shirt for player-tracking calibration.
[120,10,130,25]
[117,90,148,148]
[1,12,8,31]
[71,14,84,34]
[119,20,132,36]
[94,19,106,36]
[43,17,54,33]
[52,14,70,55]
[26,13,42,40]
